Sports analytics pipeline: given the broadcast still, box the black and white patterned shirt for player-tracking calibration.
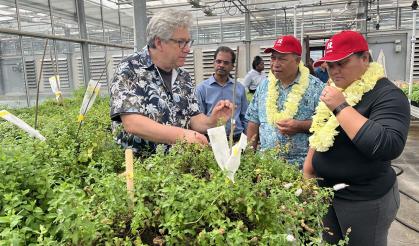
[110,46,201,157]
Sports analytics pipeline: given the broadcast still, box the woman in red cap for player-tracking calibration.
[304,30,410,245]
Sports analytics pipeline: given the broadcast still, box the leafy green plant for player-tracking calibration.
[129,144,334,245]
[401,83,419,103]
[0,90,343,245]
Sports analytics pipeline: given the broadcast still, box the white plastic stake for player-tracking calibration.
[78,79,101,122]
[377,49,387,77]
[48,75,63,104]
[0,110,46,141]
[333,183,349,191]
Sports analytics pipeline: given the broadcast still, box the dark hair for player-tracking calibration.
[306,62,315,75]
[252,56,263,69]
[214,46,236,64]
[354,51,373,62]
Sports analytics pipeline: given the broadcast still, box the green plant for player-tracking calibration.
[0,90,343,245]
[401,83,419,103]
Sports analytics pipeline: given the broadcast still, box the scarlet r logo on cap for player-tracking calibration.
[326,41,333,52]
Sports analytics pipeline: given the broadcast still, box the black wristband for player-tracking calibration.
[332,101,350,116]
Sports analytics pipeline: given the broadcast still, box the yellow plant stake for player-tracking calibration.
[125,148,135,209]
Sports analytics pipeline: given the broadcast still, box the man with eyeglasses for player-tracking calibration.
[245,35,324,168]
[196,46,248,142]
[110,9,233,158]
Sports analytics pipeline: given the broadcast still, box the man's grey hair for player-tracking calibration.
[146,9,193,48]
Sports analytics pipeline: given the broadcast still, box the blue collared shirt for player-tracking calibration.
[315,67,329,83]
[245,72,324,167]
[196,75,248,138]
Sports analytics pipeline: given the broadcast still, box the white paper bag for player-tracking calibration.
[208,127,247,183]
[207,126,229,170]
[225,134,247,182]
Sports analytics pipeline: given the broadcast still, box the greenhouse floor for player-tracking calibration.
[388,120,419,246]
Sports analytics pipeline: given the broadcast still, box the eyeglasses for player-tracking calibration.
[214,59,232,66]
[326,55,353,69]
[169,38,194,49]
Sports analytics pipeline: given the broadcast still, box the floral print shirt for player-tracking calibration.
[110,46,201,157]
[245,73,324,168]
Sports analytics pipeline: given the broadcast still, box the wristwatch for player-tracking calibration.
[333,101,350,116]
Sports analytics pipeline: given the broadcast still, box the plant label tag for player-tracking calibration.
[0,110,46,141]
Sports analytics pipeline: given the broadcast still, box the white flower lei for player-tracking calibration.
[266,62,310,125]
[309,62,385,152]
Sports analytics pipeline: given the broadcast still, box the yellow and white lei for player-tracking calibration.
[309,62,385,152]
[266,62,310,124]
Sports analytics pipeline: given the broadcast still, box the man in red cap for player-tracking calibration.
[245,35,324,168]
[304,30,410,245]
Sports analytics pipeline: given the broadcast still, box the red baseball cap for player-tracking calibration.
[313,30,369,67]
[264,35,302,56]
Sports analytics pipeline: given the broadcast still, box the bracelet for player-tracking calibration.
[332,101,350,116]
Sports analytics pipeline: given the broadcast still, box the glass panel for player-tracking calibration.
[0,33,19,56]
[250,12,276,40]
[51,0,79,39]
[102,1,118,43]
[21,37,45,94]
[88,44,108,86]
[222,17,244,42]
[19,0,51,33]
[119,3,133,45]
[85,1,104,41]
[121,27,133,45]
[400,6,416,29]
[0,2,18,29]
[0,33,26,101]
